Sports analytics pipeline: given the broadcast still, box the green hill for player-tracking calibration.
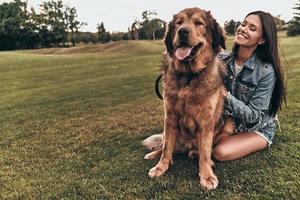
[20,40,164,55]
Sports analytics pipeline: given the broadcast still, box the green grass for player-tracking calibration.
[0,36,299,199]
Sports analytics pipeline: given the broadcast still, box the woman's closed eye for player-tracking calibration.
[249,25,257,32]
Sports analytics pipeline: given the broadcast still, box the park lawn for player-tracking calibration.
[0,36,299,199]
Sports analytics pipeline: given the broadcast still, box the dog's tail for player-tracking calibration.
[142,134,163,151]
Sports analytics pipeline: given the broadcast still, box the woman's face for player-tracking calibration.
[234,14,265,48]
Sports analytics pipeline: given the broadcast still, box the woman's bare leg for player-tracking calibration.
[213,132,268,161]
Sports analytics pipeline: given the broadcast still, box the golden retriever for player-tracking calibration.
[142,7,232,190]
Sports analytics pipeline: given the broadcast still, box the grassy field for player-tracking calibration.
[0,34,299,199]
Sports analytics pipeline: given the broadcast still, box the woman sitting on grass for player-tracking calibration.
[213,11,286,161]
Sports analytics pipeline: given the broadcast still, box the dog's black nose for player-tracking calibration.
[178,28,190,37]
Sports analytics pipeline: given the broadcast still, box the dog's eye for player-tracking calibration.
[176,20,183,25]
[195,21,204,26]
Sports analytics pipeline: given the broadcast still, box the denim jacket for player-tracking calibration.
[218,51,277,142]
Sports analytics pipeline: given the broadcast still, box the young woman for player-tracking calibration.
[213,11,286,161]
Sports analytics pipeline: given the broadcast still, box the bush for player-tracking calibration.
[287,20,300,36]
[98,32,111,43]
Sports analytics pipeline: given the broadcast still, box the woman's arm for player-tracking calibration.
[223,66,276,123]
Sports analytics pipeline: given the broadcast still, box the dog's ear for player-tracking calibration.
[163,19,176,55]
[213,22,226,51]
[206,11,226,53]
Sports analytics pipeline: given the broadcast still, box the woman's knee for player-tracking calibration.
[213,144,230,162]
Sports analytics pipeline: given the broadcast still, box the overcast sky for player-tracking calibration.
[1,0,297,32]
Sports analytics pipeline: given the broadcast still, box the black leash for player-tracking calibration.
[155,73,163,100]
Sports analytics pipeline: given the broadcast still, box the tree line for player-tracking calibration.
[95,11,166,44]
[0,0,85,50]
[0,0,166,50]
[1,0,300,51]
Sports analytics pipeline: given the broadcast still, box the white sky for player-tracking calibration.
[0,0,297,32]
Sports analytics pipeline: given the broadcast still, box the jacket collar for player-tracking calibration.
[242,53,257,70]
[224,52,258,71]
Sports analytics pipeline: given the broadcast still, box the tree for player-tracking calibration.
[0,0,43,50]
[97,22,110,43]
[287,0,300,36]
[0,0,28,50]
[224,20,240,35]
[97,22,105,33]
[0,0,85,50]
[130,19,140,40]
[64,6,86,46]
[138,10,165,40]
[39,0,67,46]
[148,18,165,40]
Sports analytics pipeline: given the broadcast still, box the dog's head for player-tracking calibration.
[164,8,226,72]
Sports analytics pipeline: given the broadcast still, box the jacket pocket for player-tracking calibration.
[239,111,263,132]
[235,81,255,104]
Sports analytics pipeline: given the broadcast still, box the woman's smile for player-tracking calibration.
[236,32,248,40]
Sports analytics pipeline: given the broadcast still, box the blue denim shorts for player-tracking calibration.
[237,118,276,147]
[253,131,273,147]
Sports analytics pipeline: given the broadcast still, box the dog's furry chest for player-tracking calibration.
[168,72,211,112]
[163,66,223,141]
[166,74,208,139]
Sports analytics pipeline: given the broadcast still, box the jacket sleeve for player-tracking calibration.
[225,66,276,123]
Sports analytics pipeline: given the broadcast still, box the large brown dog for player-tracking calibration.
[143,7,230,190]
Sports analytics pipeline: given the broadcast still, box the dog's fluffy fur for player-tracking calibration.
[142,7,232,190]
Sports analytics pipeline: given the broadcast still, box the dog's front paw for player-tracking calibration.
[200,173,219,190]
[148,164,169,178]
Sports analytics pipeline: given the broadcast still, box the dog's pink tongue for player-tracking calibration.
[175,47,192,60]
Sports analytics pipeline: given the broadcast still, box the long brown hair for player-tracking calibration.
[231,11,286,116]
